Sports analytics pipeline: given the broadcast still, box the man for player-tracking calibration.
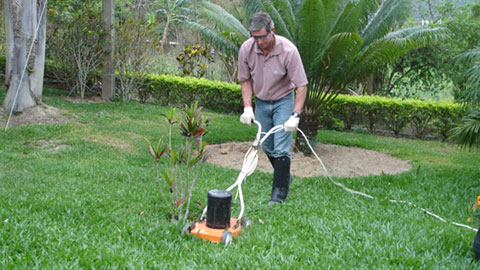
[237,12,308,205]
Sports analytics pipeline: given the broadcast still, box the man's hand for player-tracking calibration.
[284,114,300,132]
[240,107,255,125]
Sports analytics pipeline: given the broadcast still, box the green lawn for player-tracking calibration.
[1,85,480,269]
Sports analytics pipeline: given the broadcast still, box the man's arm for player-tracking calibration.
[293,85,307,114]
[241,79,254,107]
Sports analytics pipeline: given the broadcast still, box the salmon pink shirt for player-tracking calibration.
[237,34,308,101]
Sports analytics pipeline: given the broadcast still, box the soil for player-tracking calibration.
[0,103,73,128]
[0,101,412,177]
[205,141,411,178]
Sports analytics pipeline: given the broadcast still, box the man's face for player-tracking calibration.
[251,28,274,50]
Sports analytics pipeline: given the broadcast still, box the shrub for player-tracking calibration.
[47,1,105,99]
[329,94,464,138]
[141,74,243,113]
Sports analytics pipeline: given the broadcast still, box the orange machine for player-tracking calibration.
[183,217,251,245]
[182,121,281,245]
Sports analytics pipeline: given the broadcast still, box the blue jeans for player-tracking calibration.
[255,92,294,159]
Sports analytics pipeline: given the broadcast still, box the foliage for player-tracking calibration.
[450,47,480,148]
[185,1,249,82]
[155,0,193,53]
[455,47,480,106]
[450,110,480,148]
[327,94,464,139]
[176,44,215,78]
[388,69,456,101]
[46,0,105,99]
[140,74,244,113]
[115,17,160,101]
[146,102,209,222]
[397,1,480,102]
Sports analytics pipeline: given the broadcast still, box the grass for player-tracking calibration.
[1,84,480,269]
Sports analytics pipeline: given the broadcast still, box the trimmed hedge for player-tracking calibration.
[141,74,464,139]
[140,74,243,114]
[328,94,465,140]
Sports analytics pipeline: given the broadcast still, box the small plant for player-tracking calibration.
[467,195,480,228]
[176,44,215,78]
[146,102,210,222]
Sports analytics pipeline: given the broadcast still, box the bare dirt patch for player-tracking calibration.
[62,95,105,104]
[0,104,73,128]
[206,142,411,178]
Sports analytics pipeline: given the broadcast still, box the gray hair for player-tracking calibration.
[248,12,274,32]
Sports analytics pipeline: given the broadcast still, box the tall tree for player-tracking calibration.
[102,0,115,100]
[157,0,191,53]
[2,0,47,113]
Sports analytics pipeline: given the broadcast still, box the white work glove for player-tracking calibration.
[240,107,255,125]
[284,114,300,132]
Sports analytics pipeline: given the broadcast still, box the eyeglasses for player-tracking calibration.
[251,31,270,41]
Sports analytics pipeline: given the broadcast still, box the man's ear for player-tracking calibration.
[271,27,275,33]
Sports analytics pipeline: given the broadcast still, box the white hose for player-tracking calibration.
[200,121,476,233]
[296,127,478,232]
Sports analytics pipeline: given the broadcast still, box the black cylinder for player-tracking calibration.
[474,228,480,261]
[206,189,232,229]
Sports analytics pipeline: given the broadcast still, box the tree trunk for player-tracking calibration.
[2,0,46,113]
[160,17,170,54]
[365,74,375,95]
[102,0,115,100]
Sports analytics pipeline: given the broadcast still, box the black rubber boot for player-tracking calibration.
[267,155,276,169]
[269,156,291,206]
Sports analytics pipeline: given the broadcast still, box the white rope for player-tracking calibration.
[296,127,478,232]
[5,0,48,131]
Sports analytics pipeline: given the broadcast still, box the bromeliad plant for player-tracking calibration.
[146,102,210,222]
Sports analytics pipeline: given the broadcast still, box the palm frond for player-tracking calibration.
[352,37,413,75]
[198,1,249,37]
[361,0,408,46]
[311,32,364,83]
[386,25,449,47]
[261,0,294,41]
[184,21,240,54]
[320,0,350,37]
[272,0,296,28]
[464,65,480,90]
[456,47,480,65]
[352,0,383,30]
[450,110,480,149]
[296,0,326,72]
[245,0,265,18]
[456,47,480,100]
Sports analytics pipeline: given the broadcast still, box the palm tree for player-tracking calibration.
[156,0,192,53]
[189,0,447,153]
